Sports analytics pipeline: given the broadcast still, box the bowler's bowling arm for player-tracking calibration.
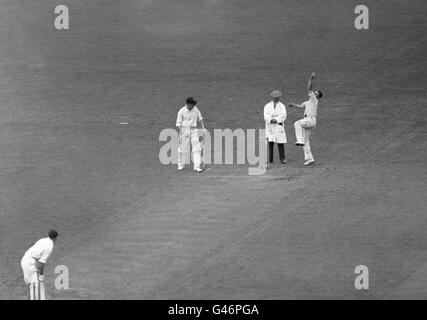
[307,72,316,92]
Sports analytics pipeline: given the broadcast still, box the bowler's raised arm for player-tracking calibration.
[307,72,316,92]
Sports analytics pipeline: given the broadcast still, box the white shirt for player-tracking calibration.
[264,101,287,125]
[302,91,318,118]
[24,237,54,263]
[176,106,203,128]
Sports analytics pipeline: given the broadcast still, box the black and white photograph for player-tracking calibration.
[0,0,426,307]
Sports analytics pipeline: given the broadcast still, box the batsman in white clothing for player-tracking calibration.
[176,97,206,172]
[21,229,58,300]
[289,73,323,166]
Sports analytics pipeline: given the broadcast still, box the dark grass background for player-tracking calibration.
[0,0,426,299]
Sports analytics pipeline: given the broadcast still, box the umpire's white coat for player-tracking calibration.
[264,101,287,144]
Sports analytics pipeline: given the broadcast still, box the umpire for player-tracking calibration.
[264,90,288,164]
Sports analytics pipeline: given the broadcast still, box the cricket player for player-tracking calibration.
[264,90,287,164]
[21,229,58,298]
[176,97,206,172]
[289,73,323,166]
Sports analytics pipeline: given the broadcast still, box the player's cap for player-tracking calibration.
[186,97,197,105]
[270,90,282,98]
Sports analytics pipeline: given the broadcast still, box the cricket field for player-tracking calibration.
[0,0,426,299]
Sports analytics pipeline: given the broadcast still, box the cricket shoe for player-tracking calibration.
[304,159,315,166]
[280,159,287,164]
[194,168,203,172]
[295,142,305,146]
[178,166,185,171]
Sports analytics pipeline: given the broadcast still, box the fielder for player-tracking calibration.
[176,97,206,172]
[21,229,58,300]
[264,90,287,164]
[289,73,323,166]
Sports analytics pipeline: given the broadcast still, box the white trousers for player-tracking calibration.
[21,255,38,285]
[178,128,202,170]
[294,117,316,161]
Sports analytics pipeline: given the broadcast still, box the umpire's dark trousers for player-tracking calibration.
[268,142,285,163]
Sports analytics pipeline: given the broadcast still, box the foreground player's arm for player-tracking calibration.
[35,248,53,276]
[35,261,45,275]
[199,119,205,131]
[307,72,316,92]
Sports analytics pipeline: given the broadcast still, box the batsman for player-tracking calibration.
[176,97,206,172]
